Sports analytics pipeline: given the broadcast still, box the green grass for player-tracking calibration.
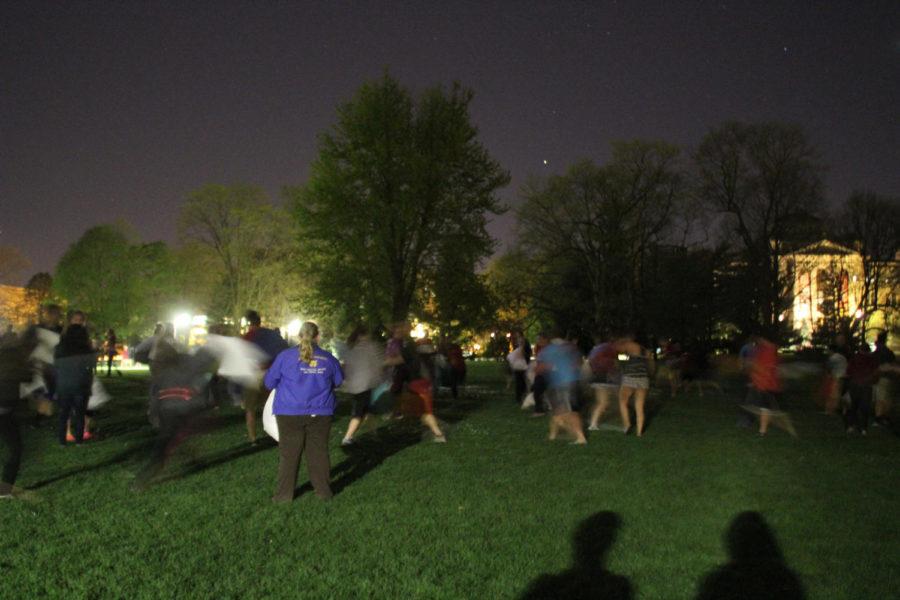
[2,363,898,599]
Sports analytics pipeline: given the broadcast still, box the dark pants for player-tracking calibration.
[135,400,209,484]
[845,383,872,432]
[514,370,528,405]
[532,374,547,413]
[449,368,464,400]
[57,393,87,444]
[0,413,23,488]
[274,415,332,502]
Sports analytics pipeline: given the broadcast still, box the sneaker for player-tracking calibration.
[341,438,354,447]
[588,424,600,431]
[860,429,867,436]
[0,482,13,499]
[66,433,75,443]
[433,435,447,443]
[82,431,94,441]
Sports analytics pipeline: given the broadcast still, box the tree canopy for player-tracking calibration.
[288,74,509,329]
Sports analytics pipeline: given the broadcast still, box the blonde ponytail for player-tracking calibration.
[299,321,319,364]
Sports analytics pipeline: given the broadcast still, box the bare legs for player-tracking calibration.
[422,413,445,441]
[589,386,612,429]
[548,413,586,444]
[618,386,647,436]
[345,416,365,441]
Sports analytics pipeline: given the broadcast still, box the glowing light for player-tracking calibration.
[854,309,863,319]
[286,319,302,338]
[490,332,496,338]
[411,322,427,339]
[778,314,785,322]
[473,343,482,351]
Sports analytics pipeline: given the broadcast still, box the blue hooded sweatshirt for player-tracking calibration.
[264,345,343,416]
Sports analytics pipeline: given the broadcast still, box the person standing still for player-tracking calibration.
[265,322,343,503]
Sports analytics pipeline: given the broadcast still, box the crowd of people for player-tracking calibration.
[507,328,897,442]
[0,304,896,503]
[0,307,467,501]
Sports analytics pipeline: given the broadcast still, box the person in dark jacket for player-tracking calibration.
[845,341,879,435]
[0,333,36,498]
[54,314,95,446]
[133,341,217,489]
[264,321,343,503]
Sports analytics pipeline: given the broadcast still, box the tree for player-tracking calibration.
[0,245,30,285]
[835,191,900,338]
[54,224,137,333]
[178,184,302,324]
[288,74,509,328]
[516,141,686,336]
[694,121,825,339]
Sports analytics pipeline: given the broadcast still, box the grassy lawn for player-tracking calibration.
[2,362,898,599]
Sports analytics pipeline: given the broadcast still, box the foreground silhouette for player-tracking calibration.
[520,511,632,600]
[696,511,805,600]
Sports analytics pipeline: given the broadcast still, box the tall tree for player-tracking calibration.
[694,121,825,339]
[54,224,136,332]
[517,141,685,336]
[835,191,900,336]
[178,184,301,324]
[288,74,509,328]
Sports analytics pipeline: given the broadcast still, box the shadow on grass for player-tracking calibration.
[155,437,276,484]
[695,511,805,600]
[27,435,156,490]
[291,394,485,499]
[519,511,632,600]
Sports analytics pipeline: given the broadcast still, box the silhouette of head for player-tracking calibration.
[725,511,784,564]
[573,511,621,568]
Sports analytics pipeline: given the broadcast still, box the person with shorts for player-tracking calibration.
[587,336,621,431]
[616,333,653,437]
[540,334,587,445]
[341,325,384,446]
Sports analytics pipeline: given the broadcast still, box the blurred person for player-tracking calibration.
[616,333,654,437]
[241,310,288,445]
[743,335,794,437]
[819,335,850,415]
[386,322,446,441]
[54,312,95,445]
[0,332,36,498]
[104,328,121,377]
[341,325,384,446]
[439,336,466,400]
[507,330,531,406]
[659,339,683,398]
[133,341,218,489]
[872,331,896,426]
[587,335,620,431]
[530,333,550,416]
[845,341,879,435]
[265,321,343,502]
[540,332,587,444]
[26,304,62,428]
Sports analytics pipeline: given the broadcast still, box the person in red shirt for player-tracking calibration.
[845,341,880,435]
[747,336,782,436]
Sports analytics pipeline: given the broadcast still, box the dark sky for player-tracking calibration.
[2,1,898,282]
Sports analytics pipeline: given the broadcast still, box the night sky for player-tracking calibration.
[2,1,898,282]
